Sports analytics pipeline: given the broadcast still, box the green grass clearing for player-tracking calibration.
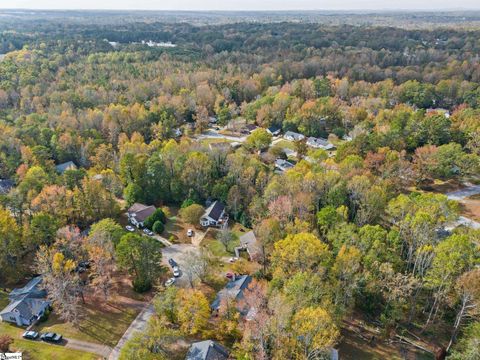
[34,301,139,347]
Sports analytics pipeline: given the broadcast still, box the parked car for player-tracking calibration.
[143,228,154,236]
[164,277,176,287]
[126,225,135,232]
[173,266,180,277]
[40,332,63,343]
[168,258,177,267]
[226,272,234,279]
[228,257,239,263]
[22,331,39,340]
[187,229,194,237]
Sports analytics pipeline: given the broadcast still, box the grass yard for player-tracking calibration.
[274,139,295,150]
[34,300,139,347]
[202,228,240,258]
[0,323,96,360]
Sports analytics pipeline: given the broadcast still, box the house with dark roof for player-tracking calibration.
[200,201,228,228]
[186,340,229,360]
[0,179,14,195]
[55,161,78,174]
[266,125,281,136]
[0,276,50,327]
[127,203,156,228]
[211,275,252,313]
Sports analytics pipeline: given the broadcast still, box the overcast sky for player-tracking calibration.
[1,0,480,11]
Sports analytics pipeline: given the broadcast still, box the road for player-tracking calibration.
[196,129,247,143]
[446,184,480,201]
[108,303,155,360]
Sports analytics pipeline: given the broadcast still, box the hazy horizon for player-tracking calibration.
[2,0,480,11]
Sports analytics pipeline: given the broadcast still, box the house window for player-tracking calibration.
[10,316,16,321]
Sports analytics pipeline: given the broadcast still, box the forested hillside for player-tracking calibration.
[0,11,479,360]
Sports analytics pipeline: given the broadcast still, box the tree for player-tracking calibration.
[245,128,272,152]
[291,307,339,359]
[116,233,164,292]
[179,204,205,225]
[154,287,178,323]
[176,289,211,336]
[27,212,58,248]
[89,218,125,248]
[152,221,164,234]
[447,322,480,360]
[0,207,23,282]
[144,208,167,229]
[0,335,13,352]
[217,228,235,252]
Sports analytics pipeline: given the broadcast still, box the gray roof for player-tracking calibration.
[211,275,252,310]
[55,161,77,174]
[204,201,225,222]
[0,297,49,321]
[284,131,305,141]
[128,203,156,223]
[0,179,14,194]
[9,277,46,301]
[238,231,260,258]
[186,340,229,360]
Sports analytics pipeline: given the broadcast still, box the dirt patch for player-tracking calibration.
[419,179,464,193]
[459,200,480,222]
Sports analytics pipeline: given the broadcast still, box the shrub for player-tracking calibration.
[132,277,152,293]
[152,221,164,234]
[144,208,167,229]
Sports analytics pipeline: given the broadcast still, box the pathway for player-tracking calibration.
[65,338,112,358]
[108,303,155,360]
[446,184,480,201]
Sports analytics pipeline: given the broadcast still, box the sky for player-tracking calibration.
[1,0,480,11]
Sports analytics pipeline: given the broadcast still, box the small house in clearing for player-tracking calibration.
[306,137,335,150]
[55,161,77,174]
[284,131,305,142]
[127,203,156,228]
[200,201,228,228]
[275,159,294,172]
[186,340,229,360]
[211,275,252,314]
[0,277,50,327]
[235,231,261,261]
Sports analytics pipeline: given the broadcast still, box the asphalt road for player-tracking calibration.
[446,184,480,201]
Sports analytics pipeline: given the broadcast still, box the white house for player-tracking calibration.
[200,201,228,227]
[306,137,335,150]
[0,276,50,327]
[275,159,294,172]
[284,131,305,142]
[127,203,156,228]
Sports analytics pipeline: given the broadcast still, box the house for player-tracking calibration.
[0,297,50,326]
[173,128,182,138]
[55,161,77,174]
[209,116,218,124]
[244,124,258,134]
[284,131,305,142]
[200,201,228,227]
[186,340,229,360]
[127,203,156,228]
[306,137,335,150]
[235,231,260,261]
[9,277,46,301]
[275,159,294,172]
[266,125,281,136]
[0,179,14,195]
[0,276,50,327]
[211,275,252,313]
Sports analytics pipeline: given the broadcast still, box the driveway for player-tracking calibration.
[162,243,200,288]
[66,338,112,358]
[108,303,155,360]
[197,130,247,143]
[446,184,480,201]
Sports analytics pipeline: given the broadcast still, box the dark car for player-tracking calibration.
[22,331,39,340]
[40,332,63,343]
[168,258,177,267]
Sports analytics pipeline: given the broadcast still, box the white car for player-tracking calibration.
[187,229,194,237]
[228,257,239,263]
[164,278,175,287]
[173,266,180,277]
[143,228,154,236]
[126,225,135,232]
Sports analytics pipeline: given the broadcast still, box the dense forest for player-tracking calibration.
[0,10,479,360]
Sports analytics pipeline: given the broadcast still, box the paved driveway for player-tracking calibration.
[162,243,200,288]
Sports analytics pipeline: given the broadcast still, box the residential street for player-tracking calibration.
[108,303,155,360]
[446,183,480,201]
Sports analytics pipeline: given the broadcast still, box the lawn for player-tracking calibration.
[0,323,96,360]
[274,139,295,150]
[202,228,240,258]
[34,300,139,347]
